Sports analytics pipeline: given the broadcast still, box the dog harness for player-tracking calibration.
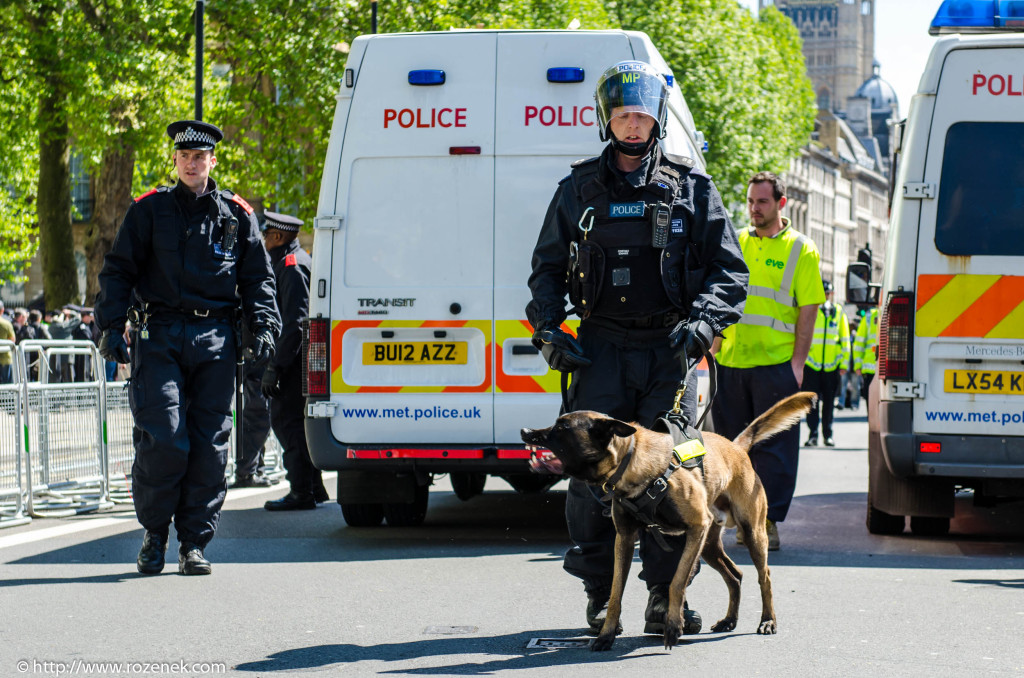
[600,415,706,552]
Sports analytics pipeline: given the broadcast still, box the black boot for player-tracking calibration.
[585,588,622,636]
[644,584,702,635]
[264,490,317,511]
[178,542,212,575]
[313,481,329,503]
[136,531,167,575]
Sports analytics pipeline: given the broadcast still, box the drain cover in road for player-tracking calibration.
[423,625,478,635]
[526,638,593,649]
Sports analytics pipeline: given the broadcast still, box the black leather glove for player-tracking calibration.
[533,327,592,373]
[669,319,715,363]
[260,364,282,399]
[98,328,130,364]
[249,327,276,368]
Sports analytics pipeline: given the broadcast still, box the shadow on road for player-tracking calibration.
[233,628,738,674]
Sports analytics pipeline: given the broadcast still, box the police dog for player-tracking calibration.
[520,391,815,651]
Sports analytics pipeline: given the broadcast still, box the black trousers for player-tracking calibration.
[804,367,840,439]
[711,361,800,523]
[861,372,875,402]
[237,364,270,477]
[562,321,696,594]
[130,319,235,547]
[270,360,321,493]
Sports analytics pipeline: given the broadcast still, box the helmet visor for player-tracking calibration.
[595,63,669,139]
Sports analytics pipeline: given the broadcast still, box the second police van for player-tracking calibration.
[302,29,710,526]
[853,0,1024,535]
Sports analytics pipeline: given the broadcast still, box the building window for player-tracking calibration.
[70,152,92,223]
[862,0,871,15]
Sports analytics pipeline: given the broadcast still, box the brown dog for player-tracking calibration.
[521,391,815,651]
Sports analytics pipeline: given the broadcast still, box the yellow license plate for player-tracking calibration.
[363,341,468,365]
[944,369,1024,395]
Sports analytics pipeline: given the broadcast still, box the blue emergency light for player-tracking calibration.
[930,0,1024,35]
[664,74,674,87]
[547,67,585,83]
[408,69,446,86]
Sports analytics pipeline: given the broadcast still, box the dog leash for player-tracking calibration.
[671,348,718,431]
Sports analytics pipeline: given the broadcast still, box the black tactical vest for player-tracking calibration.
[567,159,681,319]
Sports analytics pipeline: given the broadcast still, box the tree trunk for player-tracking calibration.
[37,82,78,308]
[85,137,135,302]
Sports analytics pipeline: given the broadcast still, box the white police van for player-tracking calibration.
[853,0,1024,535]
[302,29,709,526]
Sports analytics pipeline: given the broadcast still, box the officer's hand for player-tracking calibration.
[533,327,591,373]
[98,329,130,364]
[260,365,282,399]
[669,319,715,363]
[249,327,276,368]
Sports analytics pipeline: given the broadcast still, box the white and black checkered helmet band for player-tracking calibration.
[174,127,217,149]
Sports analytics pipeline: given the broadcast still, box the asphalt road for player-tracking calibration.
[2,403,1023,678]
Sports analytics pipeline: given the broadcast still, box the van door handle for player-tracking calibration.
[512,345,539,355]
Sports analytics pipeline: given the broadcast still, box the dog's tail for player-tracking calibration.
[732,391,817,452]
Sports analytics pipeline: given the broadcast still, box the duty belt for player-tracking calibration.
[137,304,236,321]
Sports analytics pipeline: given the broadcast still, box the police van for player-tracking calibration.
[302,29,709,526]
[852,0,1024,536]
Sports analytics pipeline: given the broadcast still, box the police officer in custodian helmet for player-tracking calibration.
[96,120,281,576]
[526,61,748,637]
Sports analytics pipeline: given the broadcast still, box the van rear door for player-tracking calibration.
[331,33,496,444]
[492,31,632,442]
[912,45,1024,437]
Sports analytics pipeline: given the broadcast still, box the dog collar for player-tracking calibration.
[600,438,636,499]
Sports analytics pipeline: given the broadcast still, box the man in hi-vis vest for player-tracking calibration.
[711,171,825,551]
[803,280,850,447]
[854,306,879,402]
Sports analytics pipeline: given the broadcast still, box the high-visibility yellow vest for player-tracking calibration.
[853,307,879,374]
[718,220,825,368]
[806,302,850,372]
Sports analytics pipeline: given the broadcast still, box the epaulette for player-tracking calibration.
[570,156,599,169]
[662,152,697,171]
[284,253,297,267]
[221,189,254,214]
[134,186,169,202]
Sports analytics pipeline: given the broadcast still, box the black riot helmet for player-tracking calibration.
[595,61,670,154]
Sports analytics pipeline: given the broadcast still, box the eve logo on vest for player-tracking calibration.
[765,258,785,269]
[609,202,645,218]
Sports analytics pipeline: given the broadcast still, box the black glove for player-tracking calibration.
[249,327,276,368]
[533,327,592,373]
[669,319,715,363]
[98,328,130,364]
[260,364,282,399]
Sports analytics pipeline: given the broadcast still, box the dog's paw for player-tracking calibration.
[591,634,615,651]
[710,617,737,633]
[757,619,777,635]
[663,624,682,650]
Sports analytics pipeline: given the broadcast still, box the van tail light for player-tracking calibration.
[879,293,913,380]
[303,318,330,397]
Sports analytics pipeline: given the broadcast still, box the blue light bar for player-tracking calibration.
[547,67,584,83]
[409,69,446,86]
[664,74,674,87]
[930,0,1024,35]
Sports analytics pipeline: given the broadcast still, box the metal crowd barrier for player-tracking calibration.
[0,340,30,527]
[0,339,288,525]
[19,340,113,517]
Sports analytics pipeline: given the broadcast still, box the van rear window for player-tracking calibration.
[935,122,1024,256]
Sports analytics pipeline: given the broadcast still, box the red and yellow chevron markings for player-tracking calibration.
[917,274,1024,338]
[494,319,578,394]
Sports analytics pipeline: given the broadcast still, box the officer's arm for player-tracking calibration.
[838,313,851,372]
[688,178,749,334]
[271,257,309,369]
[95,203,148,331]
[525,181,575,331]
[236,212,282,336]
[792,304,818,378]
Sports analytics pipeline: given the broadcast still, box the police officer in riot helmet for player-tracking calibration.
[526,61,748,636]
[95,119,280,576]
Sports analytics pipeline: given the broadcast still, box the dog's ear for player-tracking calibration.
[598,417,636,440]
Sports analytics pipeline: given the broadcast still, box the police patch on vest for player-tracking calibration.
[608,202,645,218]
[671,218,684,234]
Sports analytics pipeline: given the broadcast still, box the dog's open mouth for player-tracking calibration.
[526,446,564,474]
